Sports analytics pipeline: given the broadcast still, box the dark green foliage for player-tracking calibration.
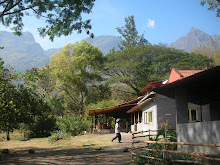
[105,43,214,96]
[48,94,65,116]
[0,0,95,40]
[85,84,111,105]
[0,57,55,139]
[29,115,56,138]
[0,58,20,139]
[151,51,213,80]
[48,116,90,143]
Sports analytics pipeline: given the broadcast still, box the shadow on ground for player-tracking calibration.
[0,134,132,165]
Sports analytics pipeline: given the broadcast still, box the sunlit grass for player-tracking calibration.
[0,131,114,152]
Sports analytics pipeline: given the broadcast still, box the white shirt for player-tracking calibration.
[115,123,121,133]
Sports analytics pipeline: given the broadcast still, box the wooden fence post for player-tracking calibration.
[131,133,135,162]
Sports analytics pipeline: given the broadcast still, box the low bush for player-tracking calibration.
[48,130,70,143]
[29,115,57,138]
[56,116,90,136]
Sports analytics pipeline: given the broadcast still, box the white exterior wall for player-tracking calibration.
[137,122,143,132]
[131,125,134,132]
[131,123,143,132]
[142,102,158,133]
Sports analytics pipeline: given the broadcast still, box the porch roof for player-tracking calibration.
[89,96,144,116]
[138,80,164,94]
[154,66,220,105]
[127,98,154,113]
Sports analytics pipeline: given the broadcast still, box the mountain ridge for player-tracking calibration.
[0,31,49,73]
[170,27,220,52]
[0,27,220,73]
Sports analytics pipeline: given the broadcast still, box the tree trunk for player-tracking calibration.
[6,130,10,141]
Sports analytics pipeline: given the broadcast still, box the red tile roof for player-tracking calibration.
[168,68,203,84]
[178,70,203,78]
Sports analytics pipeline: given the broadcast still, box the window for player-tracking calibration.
[144,112,147,124]
[144,110,153,123]
[148,111,153,123]
[188,108,198,122]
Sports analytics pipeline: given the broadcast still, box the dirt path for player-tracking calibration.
[0,133,133,165]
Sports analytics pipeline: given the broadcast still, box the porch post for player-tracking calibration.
[175,88,188,124]
[134,112,136,124]
[138,110,140,123]
[126,121,129,133]
[90,117,93,134]
[134,111,137,131]
[200,105,203,121]
[131,114,133,124]
[93,113,96,130]
[98,115,100,129]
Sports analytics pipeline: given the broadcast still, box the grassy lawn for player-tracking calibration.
[0,131,114,153]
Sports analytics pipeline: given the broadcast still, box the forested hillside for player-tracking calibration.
[0,31,49,73]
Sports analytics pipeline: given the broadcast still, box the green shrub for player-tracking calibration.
[56,116,90,136]
[48,130,70,143]
[29,115,57,138]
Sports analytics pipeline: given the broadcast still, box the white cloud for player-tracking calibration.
[147,19,155,28]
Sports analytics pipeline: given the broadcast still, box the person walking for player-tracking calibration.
[111,118,122,143]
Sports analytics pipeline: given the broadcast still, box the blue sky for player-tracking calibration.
[1,0,220,50]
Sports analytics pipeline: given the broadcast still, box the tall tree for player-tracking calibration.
[105,44,177,95]
[116,15,149,50]
[0,84,18,140]
[0,58,18,140]
[0,0,95,40]
[0,58,49,140]
[49,41,106,115]
[105,45,214,96]
[151,51,214,80]
[104,15,150,97]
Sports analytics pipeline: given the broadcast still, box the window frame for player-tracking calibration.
[144,110,153,124]
[188,108,198,122]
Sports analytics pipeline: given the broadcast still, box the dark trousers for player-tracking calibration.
[112,133,121,142]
